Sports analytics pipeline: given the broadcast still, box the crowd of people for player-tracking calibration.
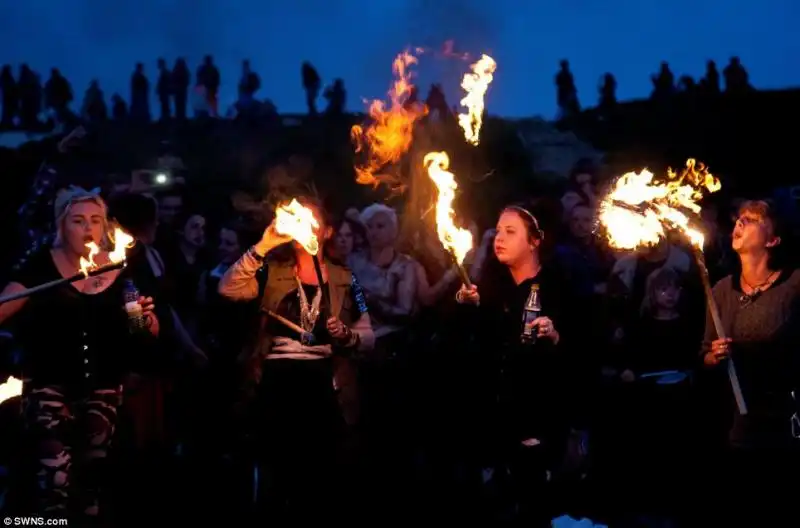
[556,57,753,119]
[0,135,798,527]
[0,55,757,133]
[0,56,350,131]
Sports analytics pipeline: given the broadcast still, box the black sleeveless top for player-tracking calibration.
[9,249,145,395]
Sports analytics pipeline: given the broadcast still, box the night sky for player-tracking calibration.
[1,0,797,118]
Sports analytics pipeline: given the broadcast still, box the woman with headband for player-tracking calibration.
[0,186,161,520]
[457,203,578,526]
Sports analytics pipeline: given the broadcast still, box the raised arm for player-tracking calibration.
[219,219,291,301]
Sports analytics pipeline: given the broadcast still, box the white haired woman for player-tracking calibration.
[348,203,419,515]
[0,187,160,520]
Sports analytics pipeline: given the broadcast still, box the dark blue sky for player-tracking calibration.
[1,0,797,118]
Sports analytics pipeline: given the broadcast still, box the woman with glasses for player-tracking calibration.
[701,199,800,524]
[0,187,161,521]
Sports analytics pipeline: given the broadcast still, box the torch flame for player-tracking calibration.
[351,50,428,190]
[78,228,135,276]
[599,159,720,250]
[109,228,135,264]
[458,54,496,145]
[423,152,473,264]
[79,242,100,276]
[274,199,320,255]
[0,375,22,405]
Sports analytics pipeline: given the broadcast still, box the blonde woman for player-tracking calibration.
[0,187,160,519]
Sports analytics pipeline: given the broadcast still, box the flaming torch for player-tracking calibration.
[424,152,473,286]
[598,159,747,414]
[458,54,496,146]
[0,227,135,306]
[273,199,330,318]
[351,50,428,191]
[0,375,23,405]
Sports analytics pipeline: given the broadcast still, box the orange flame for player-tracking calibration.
[274,199,320,255]
[79,241,100,276]
[109,228,135,264]
[599,159,721,250]
[458,54,496,145]
[78,228,135,276]
[423,152,473,264]
[351,50,428,190]
[0,375,22,405]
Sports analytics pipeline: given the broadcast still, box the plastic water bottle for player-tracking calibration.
[123,279,146,332]
[520,283,541,345]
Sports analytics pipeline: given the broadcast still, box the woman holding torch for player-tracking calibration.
[700,199,800,523]
[0,187,160,520]
[456,204,578,527]
[217,197,374,524]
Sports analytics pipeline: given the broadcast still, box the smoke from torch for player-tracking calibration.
[351,50,428,191]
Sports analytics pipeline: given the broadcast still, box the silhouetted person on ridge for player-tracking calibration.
[598,72,617,111]
[301,61,321,115]
[172,58,191,120]
[81,80,107,123]
[650,61,675,99]
[678,75,696,93]
[19,64,42,130]
[44,68,73,122]
[556,60,580,119]
[238,60,261,99]
[723,57,751,94]
[700,60,720,95]
[157,58,172,121]
[323,78,346,115]
[403,85,419,111]
[1,65,18,128]
[130,62,151,122]
[197,55,221,116]
[425,83,449,120]
[111,94,127,121]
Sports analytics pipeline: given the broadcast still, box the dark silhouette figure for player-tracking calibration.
[44,68,73,121]
[678,75,696,93]
[81,80,107,123]
[723,57,751,94]
[18,64,42,130]
[700,60,720,95]
[130,63,151,122]
[196,55,221,116]
[157,58,172,121]
[403,85,419,111]
[650,61,675,99]
[238,60,261,98]
[1,65,18,128]
[323,78,346,115]
[111,94,127,121]
[598,73,617,110]
[172,58,191,120]
[425,83,449,120]
[301,62,321,115]
[556,60,580,119]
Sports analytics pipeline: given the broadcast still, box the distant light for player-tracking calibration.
[155,173,168,185]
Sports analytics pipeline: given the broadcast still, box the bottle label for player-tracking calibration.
[125,301,143,316]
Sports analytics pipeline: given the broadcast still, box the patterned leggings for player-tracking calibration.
[24,386,121,516]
